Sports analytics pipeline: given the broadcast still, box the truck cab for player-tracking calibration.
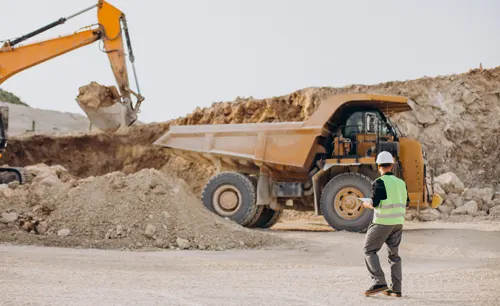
[331,108,401,159]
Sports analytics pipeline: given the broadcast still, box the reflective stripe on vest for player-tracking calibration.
[373,175,407,225]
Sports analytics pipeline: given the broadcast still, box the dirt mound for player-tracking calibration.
[0,164,283,250]
[4,123,169,177]
[3,67,500,192]
[76,82,120,108]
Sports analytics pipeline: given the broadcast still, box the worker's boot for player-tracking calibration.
[383,289,402,297]
[364,284,388,296]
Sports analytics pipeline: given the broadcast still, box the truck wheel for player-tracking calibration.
[0,172,19,184]
[249,207,283,228]
[201,172,260,227]
[320,173,373,233]
[0,168,24,184]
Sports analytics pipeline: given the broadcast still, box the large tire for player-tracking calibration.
[0,168,24,184]
[320,173,374,232]
[249,207,283,228]
[245,176,265,227]
[201,172,260,227]
[0,172,19,184]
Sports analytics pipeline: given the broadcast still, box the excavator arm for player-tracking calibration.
[0,0,143,132]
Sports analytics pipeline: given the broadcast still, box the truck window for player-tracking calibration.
[344,112,363,137]
[374,112,390,136]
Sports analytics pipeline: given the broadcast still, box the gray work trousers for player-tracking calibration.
[363,222,403,292]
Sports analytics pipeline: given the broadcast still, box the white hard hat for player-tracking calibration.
[376,151,394,164]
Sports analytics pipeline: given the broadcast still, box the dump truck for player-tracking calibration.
[154,94,443,232]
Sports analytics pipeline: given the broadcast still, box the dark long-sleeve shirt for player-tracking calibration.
[372,172,410,208]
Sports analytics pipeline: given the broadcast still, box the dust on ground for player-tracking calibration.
[1,222,499,305]
[0,164,284,251]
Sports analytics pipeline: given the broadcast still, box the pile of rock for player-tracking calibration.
[0,163,283,250]
[409,172,499,222]
[0,164,75,237]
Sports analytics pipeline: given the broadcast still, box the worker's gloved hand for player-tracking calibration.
[363,202,374,209]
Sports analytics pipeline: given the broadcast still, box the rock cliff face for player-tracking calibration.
[3,67,500,191]
[176,67,500,187]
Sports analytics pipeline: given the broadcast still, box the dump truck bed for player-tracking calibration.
[154,121,327,175]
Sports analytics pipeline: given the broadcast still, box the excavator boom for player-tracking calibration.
[0,0,143,132]
[0,30,100,83]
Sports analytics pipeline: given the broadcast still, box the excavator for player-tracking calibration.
[0,0,144,184]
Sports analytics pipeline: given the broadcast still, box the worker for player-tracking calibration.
[362,151,410,298]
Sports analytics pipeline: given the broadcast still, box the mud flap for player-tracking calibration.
[431,193,443,208]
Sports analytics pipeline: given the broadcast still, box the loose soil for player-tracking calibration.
[76,82,120,108]
[2,222,500,305]
[0,165,283,250]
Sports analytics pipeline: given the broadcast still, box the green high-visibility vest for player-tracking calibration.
[373,175,407,225]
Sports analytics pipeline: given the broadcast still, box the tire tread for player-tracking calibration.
[201,172,258,226]
[320,172,374,232]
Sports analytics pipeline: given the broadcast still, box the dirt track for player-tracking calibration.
[2,220,500,306]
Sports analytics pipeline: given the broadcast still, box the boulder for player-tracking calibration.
[463,188,480,200]
[57,228,71,237]
[405,210,417,221]
[0,185,14,198]
[484,200,496,209]
[154,239,165,248]
[451,200,478,216]
[24,163,51,177]
[39,175,61,187]
[415,108,437,125]
[493,198,500,207]
[434,172,465,194]
[417,209,441,221]
[489,206,500,217]
[444,193,463,208]
[176,237,191,249]
[144,224,156,239]
[8,181,20,190]
[36,221,49,234]
[479,188,494,204]
[51,165,73,182]
[463,187,494,205]
[399,121,421,139]
[462,90,479,105]
[1,212,18,223]
[437,204,453,215]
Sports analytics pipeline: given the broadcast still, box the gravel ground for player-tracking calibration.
[1,221,500,306]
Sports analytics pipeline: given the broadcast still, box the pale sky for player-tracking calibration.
[1,0,499,123]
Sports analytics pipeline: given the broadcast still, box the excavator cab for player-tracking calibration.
[0,106,8,152]
[0,106,24,184]
[0,0,144,133]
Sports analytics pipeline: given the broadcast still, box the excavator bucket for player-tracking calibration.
[75,82,137,133]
